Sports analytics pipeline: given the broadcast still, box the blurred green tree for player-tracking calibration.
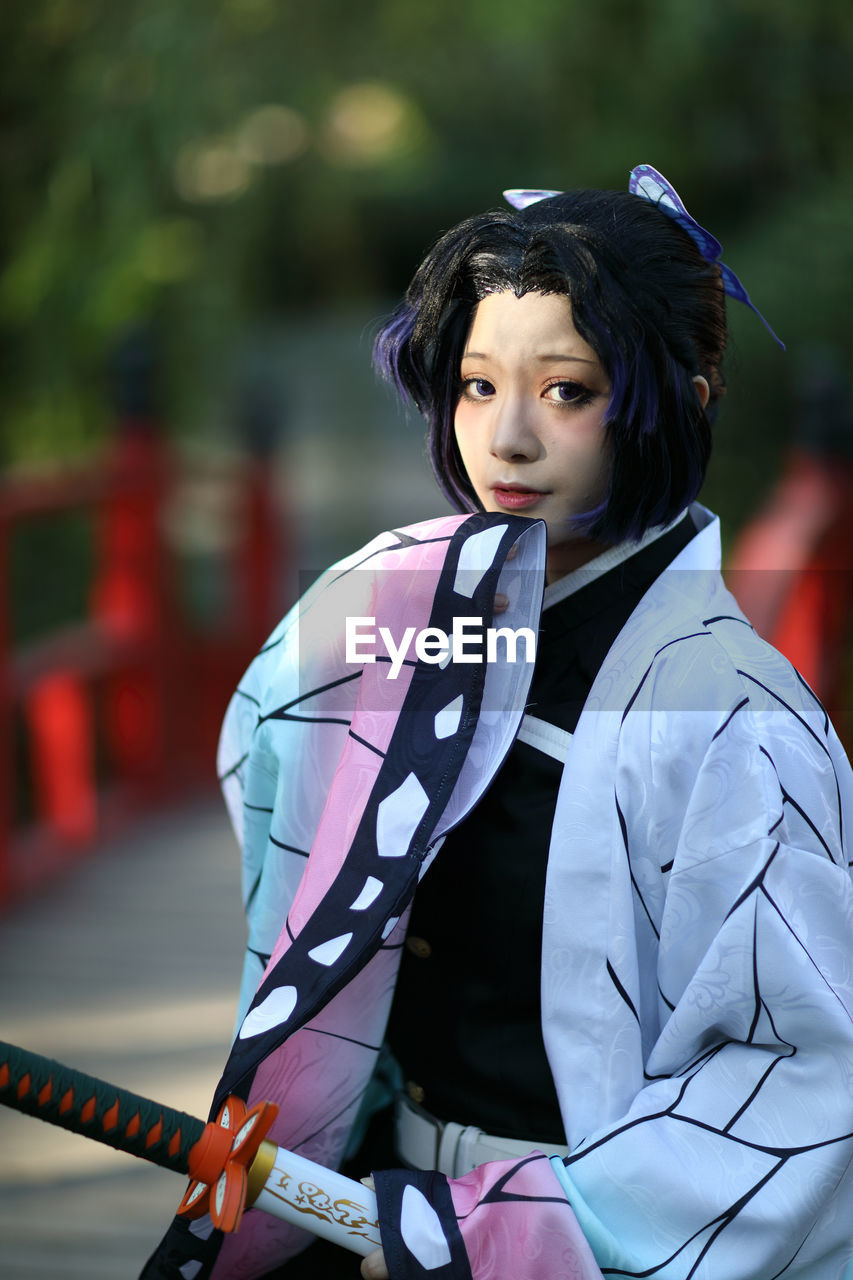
[0,0,850,481]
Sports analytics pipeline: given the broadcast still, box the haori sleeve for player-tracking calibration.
[549,678,853,1279]
[373,1156,604,1280]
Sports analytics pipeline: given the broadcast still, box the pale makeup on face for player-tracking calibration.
[454,290,709,585]
[454,290,614,583]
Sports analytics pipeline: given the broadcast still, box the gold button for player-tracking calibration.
[406,936,432,959]
[407,1081,426,1105]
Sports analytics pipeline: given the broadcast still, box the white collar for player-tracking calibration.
[542,510,690,612]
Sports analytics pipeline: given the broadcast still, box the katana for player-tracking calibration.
[0,1040,381,1256]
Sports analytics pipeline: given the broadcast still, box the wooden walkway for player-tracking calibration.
[0,802,246,1278]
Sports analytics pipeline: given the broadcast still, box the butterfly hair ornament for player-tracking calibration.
[504,164,784,349]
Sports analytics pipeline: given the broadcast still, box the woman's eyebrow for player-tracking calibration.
[460,350,598,365]
[535,353,598,365]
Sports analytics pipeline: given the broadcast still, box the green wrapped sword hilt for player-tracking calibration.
[0,1038,204,1174]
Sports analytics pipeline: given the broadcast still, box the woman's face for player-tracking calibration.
[454,290,612,579]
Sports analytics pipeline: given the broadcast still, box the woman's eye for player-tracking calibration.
[461,377,496,399]
[545,380,594,406]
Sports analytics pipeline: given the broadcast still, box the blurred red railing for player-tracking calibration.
[727,446,853,749]
[0,423,287,907]
[727,350,853,751]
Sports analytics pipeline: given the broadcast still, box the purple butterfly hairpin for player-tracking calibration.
[503,166,784,349]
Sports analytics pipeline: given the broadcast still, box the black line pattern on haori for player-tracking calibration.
[268,834,309,858]
[257,669,362,728]
[615,793,660,941]
[607,958,640,1024]
[579,819,852,1277]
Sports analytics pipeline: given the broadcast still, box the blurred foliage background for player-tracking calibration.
[2,0,852,553]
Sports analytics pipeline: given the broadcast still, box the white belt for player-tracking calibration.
[394,1093,571,1178]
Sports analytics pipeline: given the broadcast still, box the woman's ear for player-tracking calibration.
[692,375,710,409]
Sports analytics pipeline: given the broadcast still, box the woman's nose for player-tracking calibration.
[489,400,540,462]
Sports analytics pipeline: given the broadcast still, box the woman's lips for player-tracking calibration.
[491,486,547,510]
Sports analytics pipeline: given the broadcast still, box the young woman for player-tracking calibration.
[143,168,853,1280]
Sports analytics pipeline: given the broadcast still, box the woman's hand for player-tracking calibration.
[360,1246,389,1279]
[359,1178,389,1278]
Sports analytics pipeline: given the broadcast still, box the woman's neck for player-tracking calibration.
[545,538,613,584]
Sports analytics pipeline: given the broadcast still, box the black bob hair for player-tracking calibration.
[373,187,727,543]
